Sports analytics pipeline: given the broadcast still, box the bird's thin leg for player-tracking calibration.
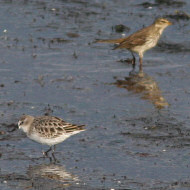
[51,145,57,163]
[52,145,56,152]
[43,146,52,157]
[132,61,136,70]
[139,58,143,71]
[139,53,143,71]
[131,52,136,65]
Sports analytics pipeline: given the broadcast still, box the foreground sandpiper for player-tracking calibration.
[96,18,172,69]
[18,115,85,161]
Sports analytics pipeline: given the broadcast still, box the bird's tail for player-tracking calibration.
[64,124,85,133]
[95,38,125,44]
[76,125,85,131]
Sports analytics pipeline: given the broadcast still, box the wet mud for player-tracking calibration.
[1,0,190,189]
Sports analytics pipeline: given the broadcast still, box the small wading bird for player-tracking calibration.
[96,18,172,69]
[18,115,85,162]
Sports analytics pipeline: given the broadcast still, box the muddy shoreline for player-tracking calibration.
[1,0,190,189]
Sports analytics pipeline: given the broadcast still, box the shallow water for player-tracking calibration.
[0,0,190,189]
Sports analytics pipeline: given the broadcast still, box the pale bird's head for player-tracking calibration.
[18,115,34,133]
[154,18,172,29]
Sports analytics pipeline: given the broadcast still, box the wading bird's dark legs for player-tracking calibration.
[51,145,57,163]
[43,145,57,162]
[139,54,143,71]
[131,52,136,66]
[43,147,52,157]
[43,145,58,163]
[132,61,136,70]
[52,145,56,152]
[139,58,142,71]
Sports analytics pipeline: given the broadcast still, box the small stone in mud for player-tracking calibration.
[113,24,130,33]
[50,38,70,43]
[67,33,80,38]
[96,29,102,35]
[0,84,4,87]
[140,2,155,8]
[73,51,78,59]
[0,131,5,135]
[43,104,53,116]
[7,101,14,106]
[79,138,86,142]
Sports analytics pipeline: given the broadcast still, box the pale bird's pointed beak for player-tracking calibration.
[18,121,21,129]
[168,21,172,25]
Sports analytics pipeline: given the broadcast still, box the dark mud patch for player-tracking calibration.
[38,37,71,44]
[112,24,130,33]
[166,11,190,21]
[0,0,190,190]
[120,113,190,150]
[139,0,186,8]
[156,41,190,53]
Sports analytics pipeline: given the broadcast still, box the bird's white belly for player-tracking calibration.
[133,39,158,54]
[144,38,158,50]
[132,36,159,55]
[28,133,71,146]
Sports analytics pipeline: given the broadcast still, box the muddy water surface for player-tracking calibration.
[0,0,190,189]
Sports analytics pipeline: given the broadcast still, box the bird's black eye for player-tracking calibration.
[20,121,24,125]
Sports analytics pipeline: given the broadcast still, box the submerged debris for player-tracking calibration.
[166,11,190,20]
[155,0,186,7]
[139,0,186,8]
[112,24,130,33]
[67,33,80,38]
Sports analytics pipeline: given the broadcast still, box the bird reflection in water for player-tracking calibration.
[115,66,169,109]
[27,164,79,188]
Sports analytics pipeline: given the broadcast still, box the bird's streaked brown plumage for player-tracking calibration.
[28,116,85,138]
[18,115,85,160]
[97,18,172,68]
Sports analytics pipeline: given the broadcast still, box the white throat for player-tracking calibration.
[20,124,30,134]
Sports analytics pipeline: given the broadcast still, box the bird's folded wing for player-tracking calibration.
[31,116,84,138]
[114,25,153,49]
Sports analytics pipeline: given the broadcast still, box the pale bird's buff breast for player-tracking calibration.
[132,34,160,54]
[96,18,172,67]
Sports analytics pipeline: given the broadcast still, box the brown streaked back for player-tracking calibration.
[29,116,85,138]
[113,25,156,49]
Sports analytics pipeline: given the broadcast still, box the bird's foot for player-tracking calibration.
[42,151,49,160]
[51,152,59,163]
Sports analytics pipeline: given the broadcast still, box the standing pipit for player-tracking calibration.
[18,115,85,161]
[97,18,172,69]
